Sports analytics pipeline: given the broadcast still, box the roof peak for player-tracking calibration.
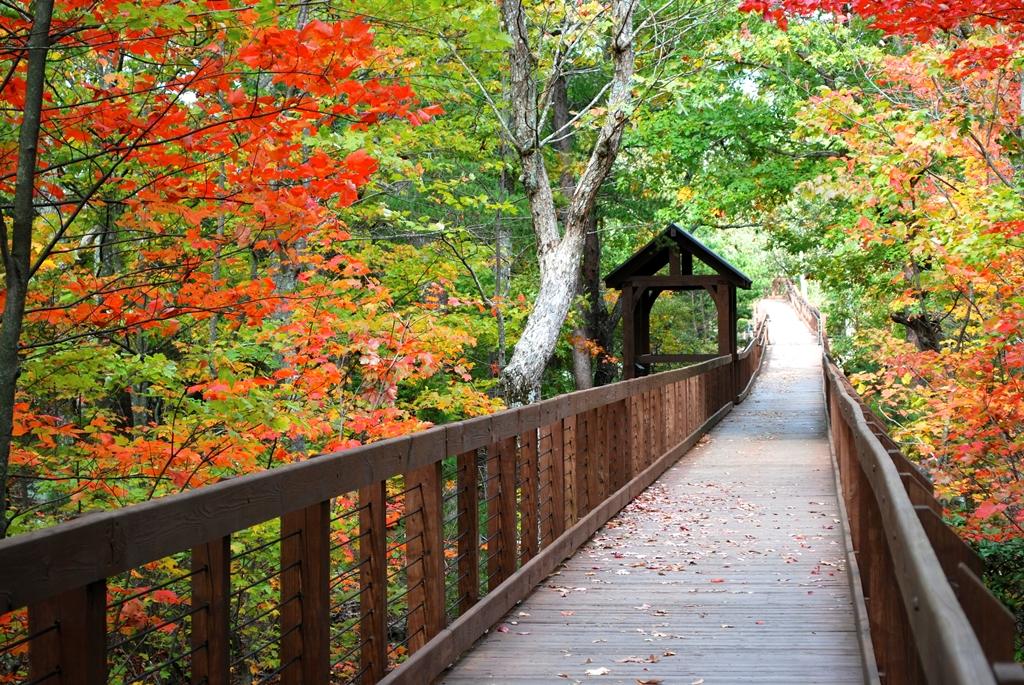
[604,223,753,289]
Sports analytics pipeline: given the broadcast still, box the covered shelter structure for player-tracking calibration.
[605,223,752,379]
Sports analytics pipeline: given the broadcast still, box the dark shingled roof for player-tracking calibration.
[604,223,752,290]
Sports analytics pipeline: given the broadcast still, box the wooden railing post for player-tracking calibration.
[551,419,567,538]
[192,536,230,685]
[538,426,555,549]
[608,399,625,491]
[620,397,633,482]
[456,450,479,615]
[359,482,387,684]
[29,580,107,685]
[281,500,330,684]
[574,409,591,517]
[405,461,445,653]
[518,427,539,563]
[487,437,517,589]
[562,414,577,526]
[587,406,603,508]
[637,390,648,467]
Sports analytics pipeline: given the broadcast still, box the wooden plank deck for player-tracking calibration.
[440,300,869,684]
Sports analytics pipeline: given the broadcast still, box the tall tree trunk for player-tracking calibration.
[494,218,511,372]
[551,74,595,391]
[0,0,54,537]
[494,147,512,373]
[499,0,635,404]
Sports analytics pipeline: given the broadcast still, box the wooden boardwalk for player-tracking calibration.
[440,300,870,684]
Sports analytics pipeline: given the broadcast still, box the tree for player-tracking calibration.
[492,0,637,403]
[0,0,450,535]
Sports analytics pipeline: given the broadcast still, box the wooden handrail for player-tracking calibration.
[0,325,769,684]
[777,278,1022,684]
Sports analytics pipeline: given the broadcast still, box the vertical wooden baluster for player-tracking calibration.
[663,384,671,447]
[456,449,481,609]
[498,436,518,582]
[631,393,640,475]
[519,428,539,563]
[456,450,479,615]
[623,397,632,478]
[562,414,577,527]
[647,388,654,463]
[607,400,621,491]
[538,426,555,549]
[575,409,590,517]
[669,382,677,444]
[670,381,678,442]
[598,403,606,493]
[486,443,501,590]
[590,405,601,504]
[630,393,640,472]
[587,406,602,507]
[359,482,387,684]
[657,387,665,455]
[192,536,230,685]
[642,389,650,466]
[650,388,658,463]
[694,379,701,428]
[653,389,662,460]
[551,419,567,537]
[682,378,689,438]
[281,501,330,685]
[638,391,648,467]
[598,405,606,497]
[405,461,445,653]
[29,580,107,685]
[703,373,710,421]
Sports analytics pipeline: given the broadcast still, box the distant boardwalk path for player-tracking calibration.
[440,300,868,684]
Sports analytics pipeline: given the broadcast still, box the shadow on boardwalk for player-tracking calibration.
[440,300,867,684]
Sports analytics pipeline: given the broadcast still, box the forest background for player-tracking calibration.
[0,0,1021,677]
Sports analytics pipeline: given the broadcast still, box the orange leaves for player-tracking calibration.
[1,0,487,559]
[741,0,1024,44]
[343,149,379,184]
[943,42,1018,77]
[186,377,274,401]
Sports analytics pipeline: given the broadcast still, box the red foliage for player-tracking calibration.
[740,0,1024,42]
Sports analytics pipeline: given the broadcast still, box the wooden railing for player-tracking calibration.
[0,319,768,684]
[777,280,1023,685]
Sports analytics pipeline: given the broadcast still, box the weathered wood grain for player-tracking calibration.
[359,483,387,683]
[280,501,330,684]
[406,461,445,652]
[456,450,479,615]
[191,536,231,685]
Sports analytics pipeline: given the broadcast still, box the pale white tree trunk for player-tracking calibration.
[499,0,636,404]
